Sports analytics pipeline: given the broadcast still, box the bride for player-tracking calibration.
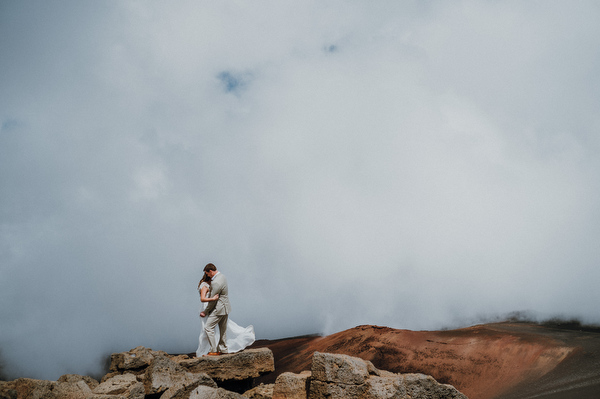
[196,272,255,357]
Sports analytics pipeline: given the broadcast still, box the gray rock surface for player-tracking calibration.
[244,383,275,399]
[311,352,370,385]
[273,371,311,399]
[57,373,100,390]
[189,384,247,399]
[110,346,168,372]
[308,351,467,399]
[1,377,94,399]
[177,348,274,381]
[143,355,214,395]
[159,372,217,399]
[92,373,145,399]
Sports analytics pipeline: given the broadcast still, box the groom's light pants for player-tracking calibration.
[205,313,228,353]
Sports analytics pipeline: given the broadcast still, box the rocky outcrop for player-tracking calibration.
[57,373,100,390]
[272,371,311,399]
[0,347,274,399]
[0,376,96,399]
[93,373,145,398]
[111,346,170,372]
[143,355,216,397]
[103,346,171,381]
[0,346,467,399]
[178,349,275,382]
[307,352,467,399]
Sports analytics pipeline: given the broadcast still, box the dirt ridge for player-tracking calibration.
[250,322,600,399]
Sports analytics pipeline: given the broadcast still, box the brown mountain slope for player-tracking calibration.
[249,322,600,399]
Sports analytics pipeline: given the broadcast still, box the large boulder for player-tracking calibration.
[401,373,467,399]
[308,352,467,399]
[12,378,55,399]
[0,381,16,399]
[178,348,274,381]
[92,373,145,399]
[273,371,311,399]
[58,374,100,390]
[143,355,217,396]
[1,377,94,399]
[159,373,218,399]
[309,352,373,399]
[109,346,168,373]
[51,380,95,398]
[311,352,371,385]
[364,374,405,399]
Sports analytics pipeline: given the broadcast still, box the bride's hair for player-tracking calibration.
[200,272,212,285]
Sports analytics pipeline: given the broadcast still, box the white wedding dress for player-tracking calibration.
[196,282,255,357]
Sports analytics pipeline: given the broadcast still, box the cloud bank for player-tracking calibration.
[1,0,600,380]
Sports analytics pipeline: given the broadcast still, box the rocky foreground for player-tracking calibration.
[0,346,467,399]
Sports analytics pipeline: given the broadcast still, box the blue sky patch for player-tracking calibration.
[217,71,249,94]
[1,118,19,131]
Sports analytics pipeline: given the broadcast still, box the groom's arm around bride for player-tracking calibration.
[204,272,231,316]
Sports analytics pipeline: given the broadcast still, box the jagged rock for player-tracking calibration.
[189,384,247,398]
[309,379,368,398]
[58,373,100,390]
[2,377,93,399]
[364,374,405,398]
[0,381,16,399]
[13,378,54,399]
[92,373,145,399]
[311,352,370,385]
[401,373,467,398]
[243,383,274,399]
[178,348,274,381]
[273,371,311,399]
[100,372,121,383]
[52,380,95,398]
[143,355,217,396]
[143,355,187,395]
[109,346,168,372]
[170,354,191,363]
[160,373,218,399]
[308,352,467,399]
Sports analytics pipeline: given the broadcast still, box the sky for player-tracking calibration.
[1,0,600,381]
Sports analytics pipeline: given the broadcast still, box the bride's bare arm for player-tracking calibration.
[200,286,219,302]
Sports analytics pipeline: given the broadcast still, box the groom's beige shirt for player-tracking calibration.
[205,272,231,316]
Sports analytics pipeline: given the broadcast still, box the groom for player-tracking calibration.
[203,263,231,356]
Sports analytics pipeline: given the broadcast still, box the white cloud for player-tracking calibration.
[1,0,600,379]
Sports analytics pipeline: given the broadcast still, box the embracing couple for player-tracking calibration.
[196,263,255,357]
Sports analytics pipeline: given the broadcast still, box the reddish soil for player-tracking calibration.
[250,322,600,399]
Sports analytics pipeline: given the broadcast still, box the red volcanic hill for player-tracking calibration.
[250,322,600,399]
